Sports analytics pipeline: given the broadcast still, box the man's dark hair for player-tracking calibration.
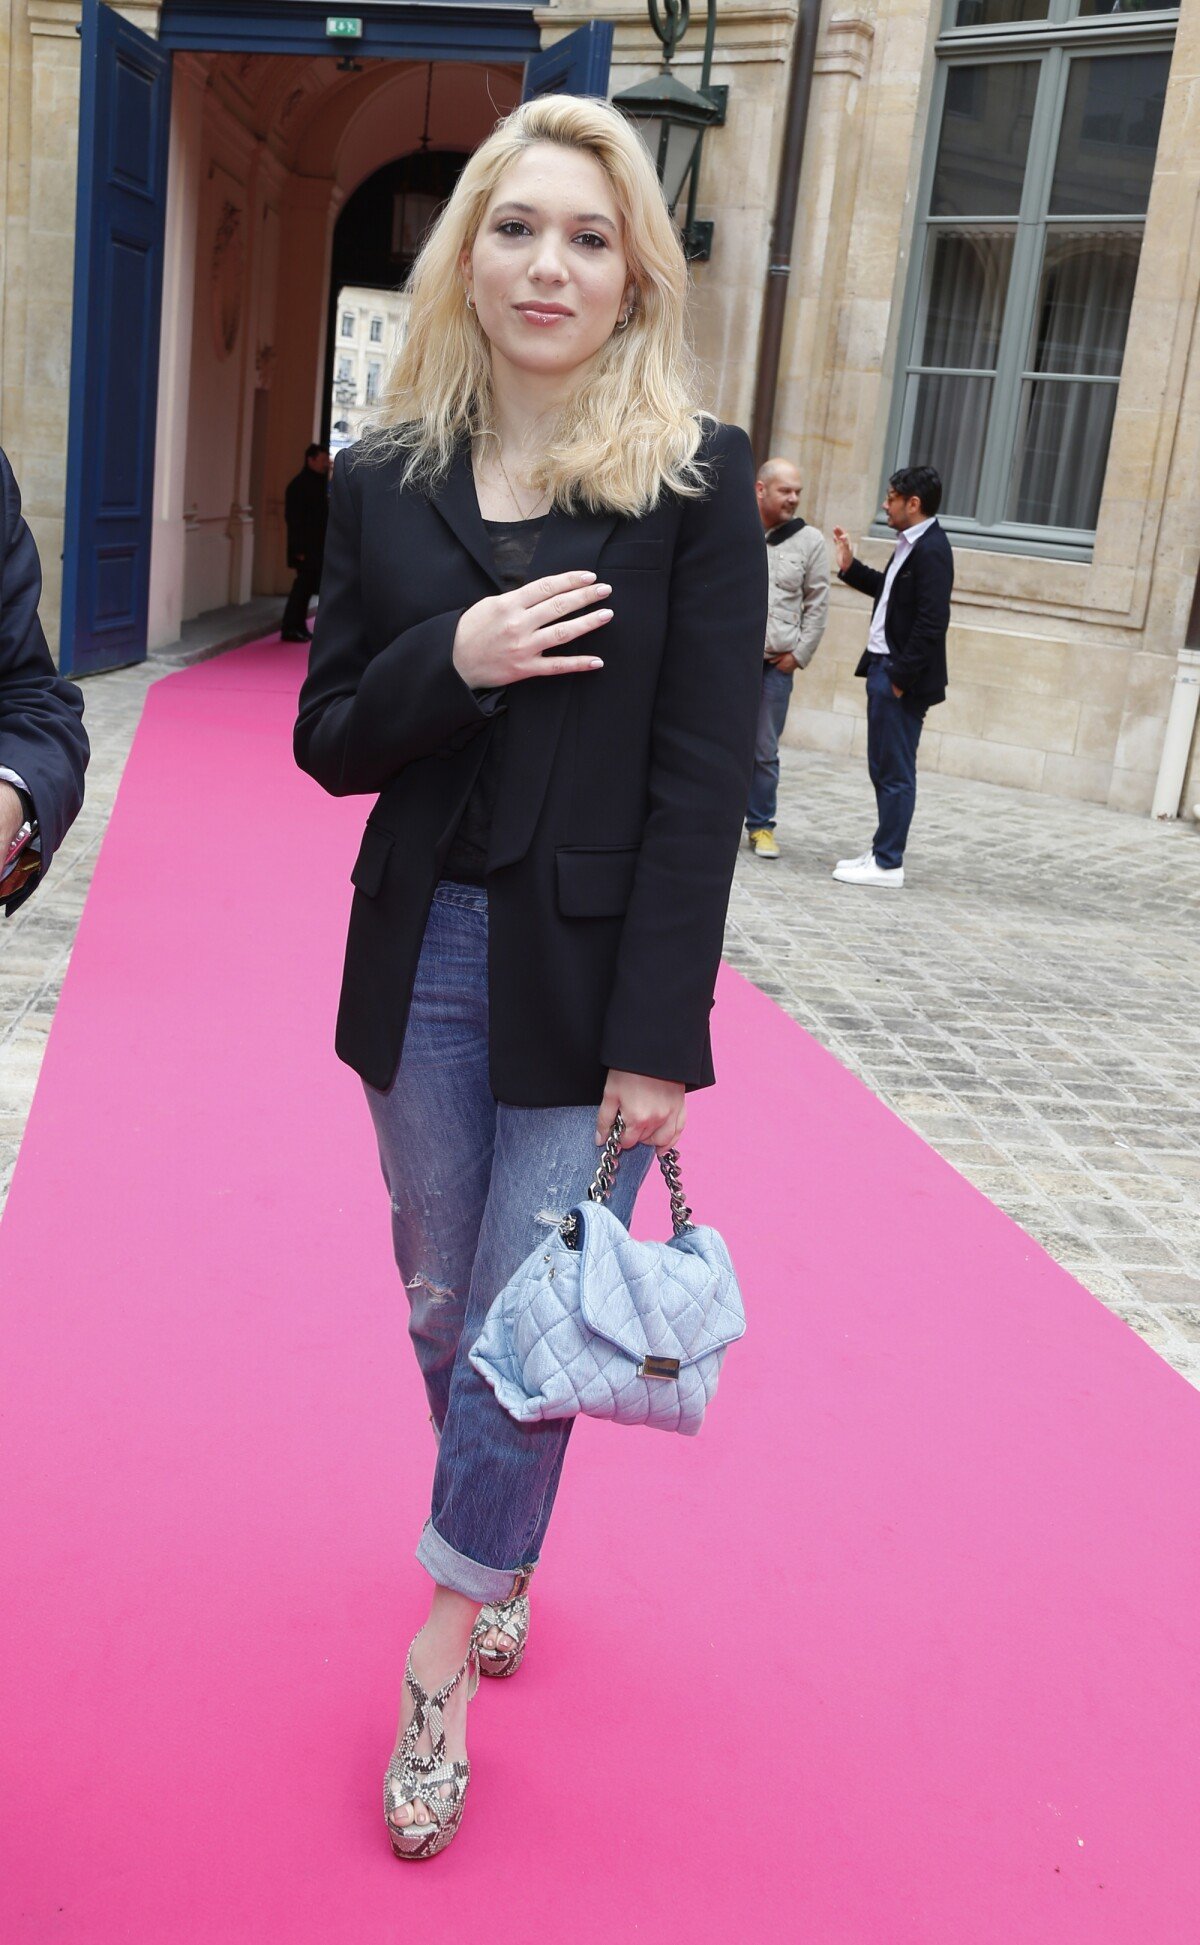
[305,442,329,461]
[888,465,942,516]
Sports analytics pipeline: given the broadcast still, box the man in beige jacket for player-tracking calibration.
[745,458,829,859]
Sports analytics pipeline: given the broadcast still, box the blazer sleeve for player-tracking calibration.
[599,423,767,1087]
[0,450,89,914]
[293,454,488,797]
[839,556,885,603]
[886,536,953,690]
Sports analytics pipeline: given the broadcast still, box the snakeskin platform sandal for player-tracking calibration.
[472,1592,531,1679]
[384,1644,480,1861]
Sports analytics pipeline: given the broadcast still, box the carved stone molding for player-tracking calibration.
[210,199,245,361]
[27,0,86,40]
[30,0,163,34]
[817,14,875,78]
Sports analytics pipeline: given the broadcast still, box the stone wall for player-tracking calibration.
[764,0,1200,816]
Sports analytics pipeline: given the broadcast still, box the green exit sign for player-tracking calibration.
[326,16,362,38]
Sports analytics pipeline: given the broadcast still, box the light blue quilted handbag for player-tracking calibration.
[469,1117,745,1437]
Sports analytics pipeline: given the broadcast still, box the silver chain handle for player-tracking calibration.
[585,1111,694,1237]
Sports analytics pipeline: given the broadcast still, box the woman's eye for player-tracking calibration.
[575,232,607,250]
[496,219,531,237]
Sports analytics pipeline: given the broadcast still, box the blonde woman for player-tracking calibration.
[295,93,766,1859]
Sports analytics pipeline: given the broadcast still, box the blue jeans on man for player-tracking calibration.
[745,662,794,831]
[865,655,927,869]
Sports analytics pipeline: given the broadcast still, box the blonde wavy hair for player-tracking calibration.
[363,93,708,516]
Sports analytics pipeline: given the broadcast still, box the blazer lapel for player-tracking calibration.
[489,500,619,871]
[427,442,501,590]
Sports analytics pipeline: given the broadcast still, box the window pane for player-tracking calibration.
[931,63,1040,218]
[953,0,1046,25]
[1028,231,1140,375]
[1050,53,1170,216]
[907,373,994,516]
[921,231,1014,368]
[1007,379,1118,527]
[1076,0,1177,14]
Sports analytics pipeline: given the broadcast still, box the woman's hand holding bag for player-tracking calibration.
[596,1070,686,1153]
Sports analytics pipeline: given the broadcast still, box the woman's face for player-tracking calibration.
[464,142,635,386]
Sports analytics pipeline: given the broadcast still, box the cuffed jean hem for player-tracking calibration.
[416,1518,536,1604]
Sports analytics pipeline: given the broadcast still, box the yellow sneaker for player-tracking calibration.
[748,827,780,859]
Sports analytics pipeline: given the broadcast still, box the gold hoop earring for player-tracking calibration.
[616,310,632,331]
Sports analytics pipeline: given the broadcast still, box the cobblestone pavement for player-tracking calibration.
[726,742,1200,1385]
[4,652,1199,1387]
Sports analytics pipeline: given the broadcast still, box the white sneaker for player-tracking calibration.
[832,855,904,887]
[834,849,874,872]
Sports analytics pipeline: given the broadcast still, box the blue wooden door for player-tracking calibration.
[61,0,171,675]
[522,21,613,101]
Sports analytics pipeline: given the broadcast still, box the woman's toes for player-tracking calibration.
[496,1631,516,1654]
[390,1802,414,1828]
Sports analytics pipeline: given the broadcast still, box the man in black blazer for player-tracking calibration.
[831,465,953,887]
[280,443,331,642]
[0,447,89,914]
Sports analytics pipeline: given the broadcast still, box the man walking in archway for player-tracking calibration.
[279,444,331,643]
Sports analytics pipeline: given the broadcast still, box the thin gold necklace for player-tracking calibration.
[495,449,548,522]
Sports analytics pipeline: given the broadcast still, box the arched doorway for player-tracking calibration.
[324,137,468,453]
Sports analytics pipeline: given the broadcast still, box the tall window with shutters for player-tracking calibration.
[887,0,1177,555]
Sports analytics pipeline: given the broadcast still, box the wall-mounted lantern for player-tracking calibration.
[612,0,727,262]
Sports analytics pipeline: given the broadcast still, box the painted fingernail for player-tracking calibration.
[590,658,604,668]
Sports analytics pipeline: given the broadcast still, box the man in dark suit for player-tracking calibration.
[279,443,331,642]
[0,447,89,914]
[831,465,952,888]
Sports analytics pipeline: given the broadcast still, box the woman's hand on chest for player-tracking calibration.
[452,572,614,690]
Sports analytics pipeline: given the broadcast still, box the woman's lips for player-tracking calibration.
[516,304,573,325]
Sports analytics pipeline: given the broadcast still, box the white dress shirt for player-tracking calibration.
[865,516,935,656]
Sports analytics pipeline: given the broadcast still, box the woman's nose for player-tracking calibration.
[528,236,570,284]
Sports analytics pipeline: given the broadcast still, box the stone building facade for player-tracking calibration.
[329,287,410,454]
[1,0,1198,814]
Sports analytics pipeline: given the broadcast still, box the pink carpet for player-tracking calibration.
[2,638,1198,1941]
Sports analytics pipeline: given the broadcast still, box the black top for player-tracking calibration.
[442,515,546,886]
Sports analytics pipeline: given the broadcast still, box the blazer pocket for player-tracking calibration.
[556,844,641,917]
[350,822,393,898]
[601,541,665,571]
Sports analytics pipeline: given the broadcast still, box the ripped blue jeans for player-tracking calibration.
[364,881,653,1604]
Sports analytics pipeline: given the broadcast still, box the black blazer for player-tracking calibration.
[838,520,953,706]
[284,467,329,569]
[294,422,767,1106]
[0,447,89,915]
